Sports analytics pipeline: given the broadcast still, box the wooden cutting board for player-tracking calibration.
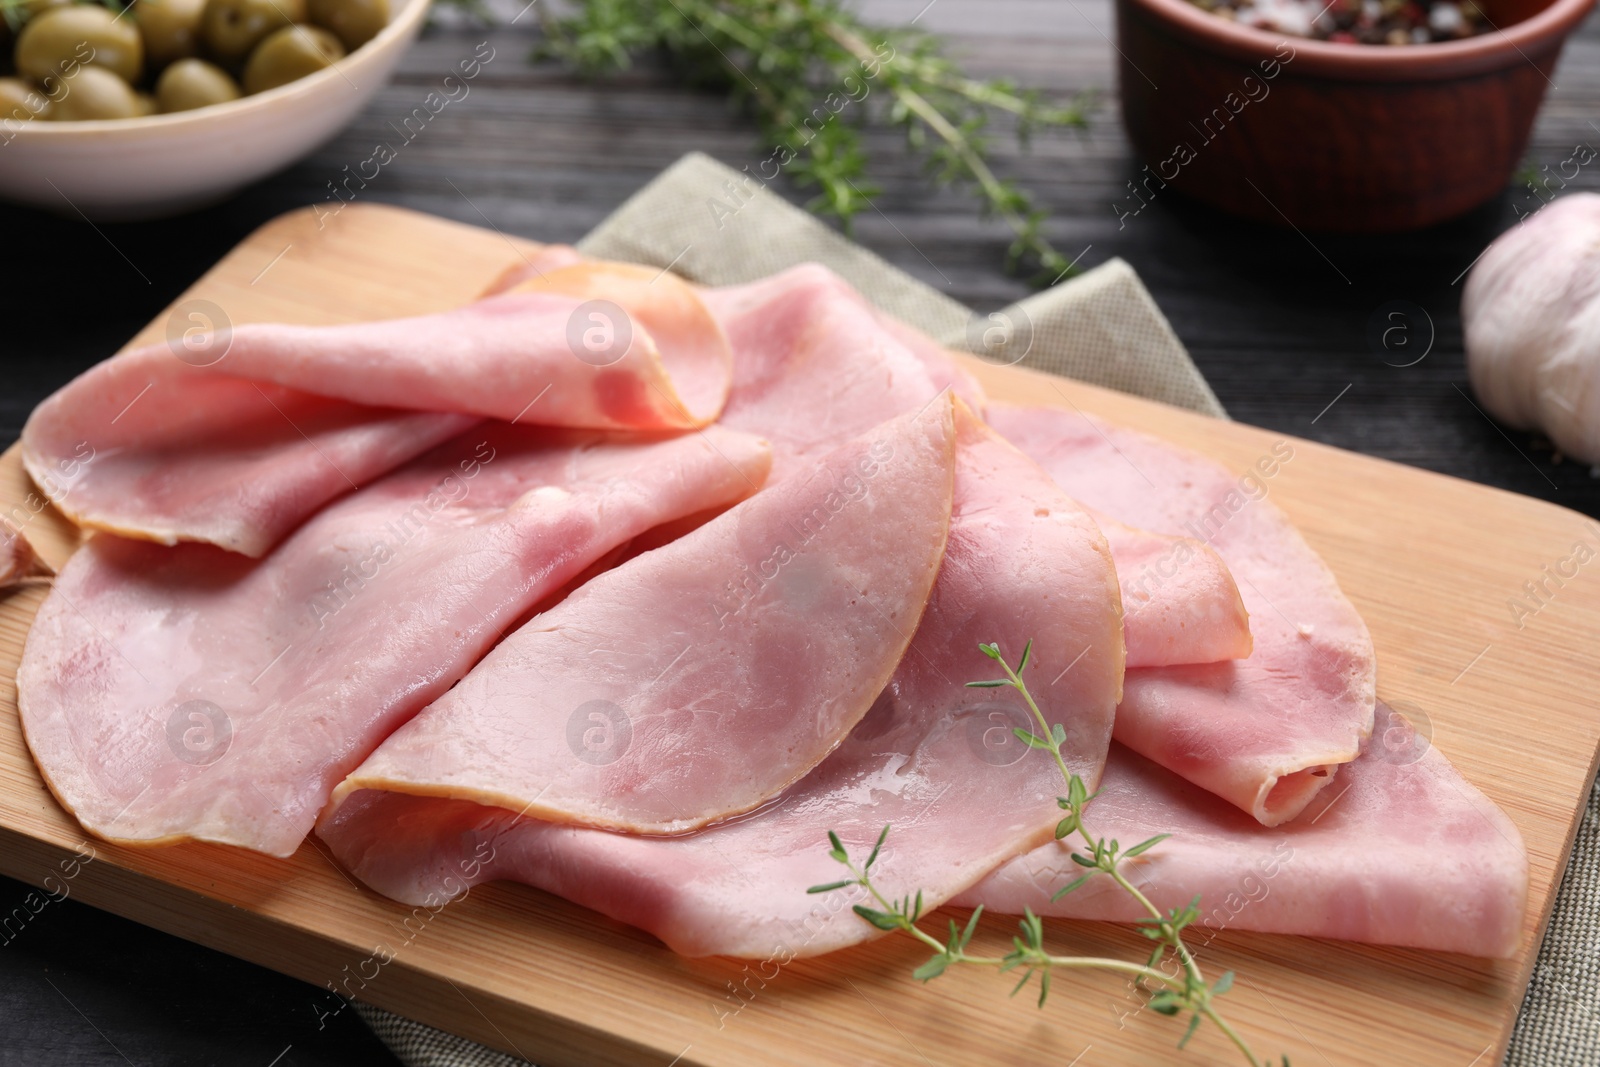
[3,203,1596,1067]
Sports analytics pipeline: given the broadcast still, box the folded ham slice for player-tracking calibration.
[1098,515,1251,668]
[988,403,1375,826]
[319,404,1125,958]
[18,423,770,857]
[22,262,732,556]
[956,725,1528,958]
[327,397,959,836]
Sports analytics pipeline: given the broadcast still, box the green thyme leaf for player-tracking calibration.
[958,907,982,950]
[1050,872,1094,901]
[853,905,902,931]
[865,824,890,870]
[806,636,1268,1066]
[1013,728,1051,749]
[1179,1012,1203,1049]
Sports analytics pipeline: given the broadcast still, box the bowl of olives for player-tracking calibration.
[0,0,430,219]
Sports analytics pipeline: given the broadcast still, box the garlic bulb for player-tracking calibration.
[1463,192,1600,465]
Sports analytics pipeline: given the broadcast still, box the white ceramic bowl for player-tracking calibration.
[0,0,431,220]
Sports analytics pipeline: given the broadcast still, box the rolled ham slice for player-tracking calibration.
[18,423,771,857]
[22,261,732,557]
[327,397,959,836]
[319,404,1125,958]
[988,403,1375,826]
[956,726,1528,958]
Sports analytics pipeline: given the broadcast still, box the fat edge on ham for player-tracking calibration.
[318,405,1127,958]
[326,396,960,836]
[18,423,772,857]
[21,261,733,557]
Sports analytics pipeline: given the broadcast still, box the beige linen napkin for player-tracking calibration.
[355,152,1592,1067]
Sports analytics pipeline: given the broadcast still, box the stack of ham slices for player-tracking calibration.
[14,253,1528,962]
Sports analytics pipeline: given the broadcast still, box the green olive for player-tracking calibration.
[0,75,50,123]
[16,6,144,86]
[155,56,239,111]
[201,0,305,64]
[48,64,142,121]
[2,0,74,55]
[12,0,74,25]
[241,23,341,94]
[306,0,386,50]
[134,0,207,67]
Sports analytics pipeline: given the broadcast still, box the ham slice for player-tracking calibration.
[956,726,1528,958]
[18,423,771,857]
[22,261,732,556]
[318,404,1125,958]
[988,403,1375,826]
[872,312,989,416]
[495,253,988,419]
[702,268,1245,669]
[1098,515,1251,668]
[327,397,959,836]
[703,266,944,482]
[25,391,474,559]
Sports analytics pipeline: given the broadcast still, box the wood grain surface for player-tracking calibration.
[2,203,1598,1067]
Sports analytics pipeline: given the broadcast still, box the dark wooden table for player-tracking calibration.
[3,2,1598,1062]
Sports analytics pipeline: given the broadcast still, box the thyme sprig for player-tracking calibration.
[810,640,1289,1067]
[533,0,1088,284]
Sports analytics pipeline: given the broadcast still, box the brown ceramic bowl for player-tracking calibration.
[1115,0,1597,231]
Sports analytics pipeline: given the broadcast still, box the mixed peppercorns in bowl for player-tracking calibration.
[1186,0,1494,43]
[1116,0,1597,232]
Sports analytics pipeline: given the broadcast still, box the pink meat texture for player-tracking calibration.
[988,403,1376,826]
[1097,514,1251,668]
[502,256,1247,673]
[327,398,959,835]
[702,265,948,482]
[318,406,1126,958]
[871,310,990,415]
[18,423,770,857]
[701,264,1243,670]
[21,261,732,557]
[957,719,1528,958]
